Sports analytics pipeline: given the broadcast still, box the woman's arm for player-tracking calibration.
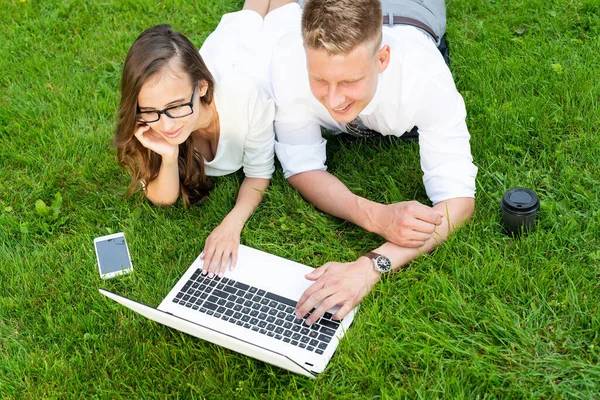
[201,177,269,277]
[135,126,181,206]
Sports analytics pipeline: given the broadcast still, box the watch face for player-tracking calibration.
[375,256,392,273]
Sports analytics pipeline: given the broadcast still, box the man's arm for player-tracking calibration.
[295,196,474,325]
[288,170,445,248]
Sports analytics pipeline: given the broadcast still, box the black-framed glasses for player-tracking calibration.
[136,83,198,123]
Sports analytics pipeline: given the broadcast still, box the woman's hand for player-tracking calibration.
[134,124,179,158]
[200,218,244,278]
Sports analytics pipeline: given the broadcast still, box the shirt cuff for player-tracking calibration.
[274,138,328,179]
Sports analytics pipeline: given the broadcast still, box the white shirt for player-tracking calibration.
[203,76,275,179]
[270,25,477,205]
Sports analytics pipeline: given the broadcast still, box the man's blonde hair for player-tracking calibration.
[302,0,383,55]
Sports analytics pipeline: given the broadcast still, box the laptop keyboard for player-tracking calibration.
[172,269,341,354]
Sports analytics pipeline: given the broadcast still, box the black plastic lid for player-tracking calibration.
[500,187,540,214]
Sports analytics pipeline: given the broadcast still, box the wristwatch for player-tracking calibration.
[365,252,392,274]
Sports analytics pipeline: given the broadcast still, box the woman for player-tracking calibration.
[114,1,300,278]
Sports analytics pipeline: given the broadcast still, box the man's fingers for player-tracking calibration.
[333,301,354,321]
[412,204,443,225]
[305,263,330,280]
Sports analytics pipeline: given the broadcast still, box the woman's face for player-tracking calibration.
[136,66,208,145]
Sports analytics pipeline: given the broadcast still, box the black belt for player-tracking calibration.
[382,15,439,42]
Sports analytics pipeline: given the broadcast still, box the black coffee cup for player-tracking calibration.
[500,187,540,236]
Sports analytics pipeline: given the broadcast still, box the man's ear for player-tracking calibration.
[198,79,209,97]
[377,45,391,73]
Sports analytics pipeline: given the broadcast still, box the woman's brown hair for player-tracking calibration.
[114,24,214,207]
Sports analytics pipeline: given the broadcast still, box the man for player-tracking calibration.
[270,0,477,324]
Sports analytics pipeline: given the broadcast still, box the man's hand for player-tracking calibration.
[371,200,444,248]
[295,257,380,325]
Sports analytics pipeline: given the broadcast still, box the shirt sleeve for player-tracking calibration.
[243,87,276,179]
[274,118,327,179]
[414,71,478,205]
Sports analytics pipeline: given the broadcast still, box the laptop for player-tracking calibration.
[99,244,357,378]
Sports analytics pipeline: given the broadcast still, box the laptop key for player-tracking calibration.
[283,338,291,343]
[236,321,243,326]
[223,286,237,295]
[237,290,246,297]
[252,303,261,310]
[307,346,314,351]
[291,340,298,346]
[208,295,218,304]
[284,330,292,337]
[268,308,278,316]
[309,330,318,338]
[235,298,245,304]
[275,327,284,334]
[233,312,242,320]
[300,336,309,343]
[319,319,340,330]
[285,315,294,322]
[266,316,275,323]
[277,311,286,319]
[316,349,324,355]
[207,310,214,316]
[284,322,292,329]
[212,289,229,299]
[265,292,297,307]
[192,305,199,310]
[292,325,301,332]
[277,304,286,311]
[318,334,332,343]
[267,332,274,337]
[258,313,267,320]
[217,306,226,313]
[225,309,234,316]
[257,289,266,296]
[292,333,301,340]
[250,318,259,325]
[275,319,284,326]
[244,292,253,300]
[299,343,306,349]
[267,324,276,331]
[320,326,336,337]
[301,328,309,335]
[175,292,183,299]
[250,310,259,317]
[253,295,262,302]
[241,315,250,322]
[260,329,267,334]
[310,339,319,347]
[258,321,267,328]
[234,282,249,291]
[269,301,278,308]
[217,298,226,306]
[242,307,251,314]
[260,305,270,313]
[214,313,221,319]
[244,323,251,329]
[275,334,283,340]
[252,326,259,332]
[249,287,257,294]
[204,302,218,311]
[244,300,253,307]
[260,298,270,305]
[233,305,242,312]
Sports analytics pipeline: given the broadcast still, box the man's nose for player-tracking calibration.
[326,84,345,109]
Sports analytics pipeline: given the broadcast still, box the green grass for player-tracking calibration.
[1,0,599,398]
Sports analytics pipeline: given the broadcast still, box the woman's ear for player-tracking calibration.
[198,79,209,97]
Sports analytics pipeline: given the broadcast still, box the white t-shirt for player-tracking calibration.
[270,25,478,205]
[197,4,301,180]
[202,76,275,179]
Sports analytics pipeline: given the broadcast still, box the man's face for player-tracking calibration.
[305,42,390,124]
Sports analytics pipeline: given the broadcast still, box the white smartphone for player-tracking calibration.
[93,232,133,279]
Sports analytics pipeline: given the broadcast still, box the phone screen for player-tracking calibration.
[95,234,132,278]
